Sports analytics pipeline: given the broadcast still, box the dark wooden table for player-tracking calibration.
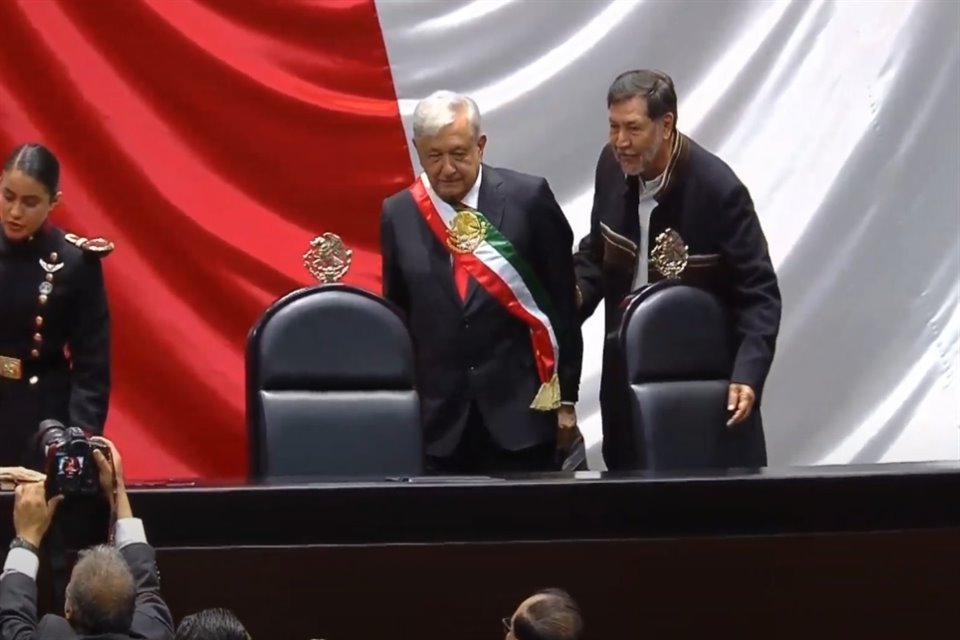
[2,462,959,639]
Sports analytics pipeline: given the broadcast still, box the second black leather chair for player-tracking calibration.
[618,280,737,470]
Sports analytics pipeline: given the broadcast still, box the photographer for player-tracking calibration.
[0,438,174,640]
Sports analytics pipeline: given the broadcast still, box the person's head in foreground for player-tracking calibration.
[504,588,584,640]
[63,544,136,634]
[175,607,252,640]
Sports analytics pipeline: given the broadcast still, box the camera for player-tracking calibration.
[38,419,111,498]
[35,420,114,550]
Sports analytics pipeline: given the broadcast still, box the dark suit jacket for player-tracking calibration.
[0,223,111,468]
[574,136,781,397]
[0,542,174,640]
[381,165,583,456]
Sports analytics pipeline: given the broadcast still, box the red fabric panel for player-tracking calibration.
[0,0,412,479]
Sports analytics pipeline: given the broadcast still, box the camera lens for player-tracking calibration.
[37,419,67,453]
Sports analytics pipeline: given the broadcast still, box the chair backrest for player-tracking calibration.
[618,280,734,470]
[246,284,423,479]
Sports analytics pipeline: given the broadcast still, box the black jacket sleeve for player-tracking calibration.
[0,570,39,640]
[380,201,410,318]
[122,542,175,640]
[533,179,583,403]
[572,150,607,323]
[66,256,111,434]
[717,184,782,397]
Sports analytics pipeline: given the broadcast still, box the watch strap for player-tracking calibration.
[9,537,39,555]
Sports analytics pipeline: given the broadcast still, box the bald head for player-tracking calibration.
[65,545,136,634]
[510,589,583,640]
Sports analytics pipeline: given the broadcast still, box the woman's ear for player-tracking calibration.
[50,190,63,211]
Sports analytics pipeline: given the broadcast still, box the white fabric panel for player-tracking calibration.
[376,0,960,468]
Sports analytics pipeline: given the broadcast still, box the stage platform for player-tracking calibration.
[2,462,959,639]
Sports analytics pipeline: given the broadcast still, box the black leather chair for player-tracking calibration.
[618,280,738,470]
[246,284,424,478]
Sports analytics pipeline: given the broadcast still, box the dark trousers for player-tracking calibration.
[428,404,557,475]
[38,524,70,615]
[599,338,641,472]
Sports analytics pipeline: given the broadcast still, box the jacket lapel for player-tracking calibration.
[464,165,505,308]
[650,132,690,241]
[410,190,466,311]
[434,236,468,311]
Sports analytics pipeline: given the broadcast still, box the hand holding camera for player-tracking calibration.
[38,420,113,499]
[37,420,128,513]
[14,421,131,550]
[91,436,132,519]
[13,482,62,548]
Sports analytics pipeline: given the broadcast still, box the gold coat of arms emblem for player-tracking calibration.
[446,208,488,254]
[303,232,352,283]
[650,228,689,279]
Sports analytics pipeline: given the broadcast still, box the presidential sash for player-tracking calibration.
[409,174,561,411]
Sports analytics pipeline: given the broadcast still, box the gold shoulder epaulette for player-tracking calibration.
[64,232,115,257]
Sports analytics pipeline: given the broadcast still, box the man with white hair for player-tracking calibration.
[380,90,583,474]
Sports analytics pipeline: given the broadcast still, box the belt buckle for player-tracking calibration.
[0,355,23,380]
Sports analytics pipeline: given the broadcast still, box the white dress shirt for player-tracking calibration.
[2,517,148,581]
[632,171,666,291]
[421,166,483,211]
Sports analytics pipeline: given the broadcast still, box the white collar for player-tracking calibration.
[624,170,665,197]
[639,171,664,197]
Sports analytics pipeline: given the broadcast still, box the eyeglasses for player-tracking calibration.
[502,616,512,633]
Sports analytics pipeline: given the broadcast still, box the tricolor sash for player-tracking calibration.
[409,174,561,411]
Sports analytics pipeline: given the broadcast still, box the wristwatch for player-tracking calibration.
[9,537,39,555]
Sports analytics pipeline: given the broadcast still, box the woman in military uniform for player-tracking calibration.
[0,143,113,469]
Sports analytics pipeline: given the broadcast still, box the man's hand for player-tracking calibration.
[0,467,45,484]
[13,482,62,548]
[91,437,125,492]
[727,383,756,427]
[91,437,133,519]
[557,405,580,452]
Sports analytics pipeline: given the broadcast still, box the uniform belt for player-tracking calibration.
[0,355,22,380]
[0,354,66,382]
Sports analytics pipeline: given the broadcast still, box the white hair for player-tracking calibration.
[412,90,481,140]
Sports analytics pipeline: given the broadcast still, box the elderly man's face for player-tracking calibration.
[608,96,673,177]
[414,112,486,204]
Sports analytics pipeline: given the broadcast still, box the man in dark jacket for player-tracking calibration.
[574,70,782,470]
[381,90,583,473]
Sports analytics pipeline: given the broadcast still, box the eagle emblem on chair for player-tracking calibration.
[303,232,352,284]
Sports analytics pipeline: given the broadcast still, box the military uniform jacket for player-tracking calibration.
[0,223,111,466]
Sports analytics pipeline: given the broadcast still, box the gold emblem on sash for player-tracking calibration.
[303,232,352,283]
[446,208,488,255]
[650,228,689,278]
